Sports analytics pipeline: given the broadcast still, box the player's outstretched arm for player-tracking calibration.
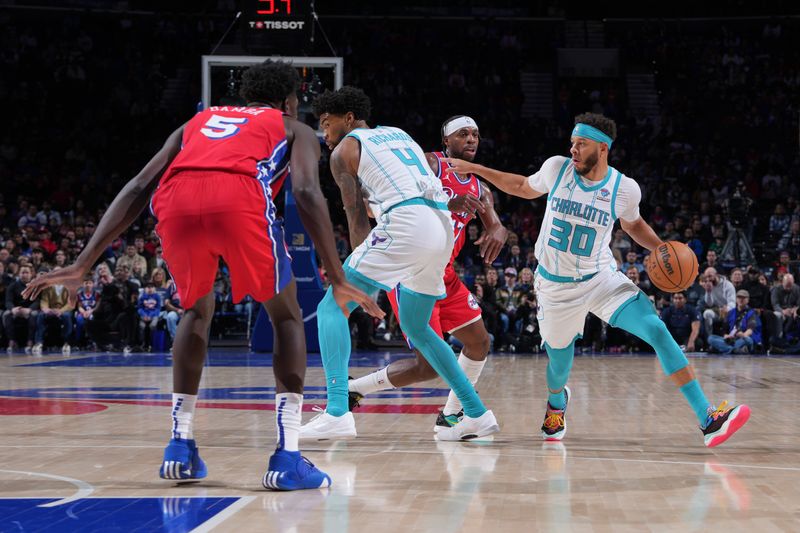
[446,158,544,199]
[23,125,185,303]
[329,137,372,249]
[475,181,508,264]
[620,217,664,251]
[285,117,384,319]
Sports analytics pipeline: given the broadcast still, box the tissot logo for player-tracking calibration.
[248,20,306,30]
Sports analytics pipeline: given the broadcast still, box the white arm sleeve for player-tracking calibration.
[615,176,642,222]
[527,156,569,195]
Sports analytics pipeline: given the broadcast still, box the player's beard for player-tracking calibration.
[577,150,599,175]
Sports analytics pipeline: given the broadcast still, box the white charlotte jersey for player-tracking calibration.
[344,126,448,218]
[528,155,642,281]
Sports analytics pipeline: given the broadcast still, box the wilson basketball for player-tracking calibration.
[644,241,699,292]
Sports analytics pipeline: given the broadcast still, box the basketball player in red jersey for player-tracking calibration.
[23,61,383,490]
[347,115,508,434]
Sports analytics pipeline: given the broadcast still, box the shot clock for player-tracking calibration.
[246,0,310,32]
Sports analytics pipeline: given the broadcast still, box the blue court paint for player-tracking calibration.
[18,349,418,368]
[0,496,240,532]
[0,386,449,401]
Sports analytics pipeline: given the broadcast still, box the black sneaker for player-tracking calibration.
[347,376,363,412]
[541,386,570,441]
[701,401,751,447]
[433,409,463,434]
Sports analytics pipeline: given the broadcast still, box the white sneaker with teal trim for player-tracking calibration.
[435,410,499,441]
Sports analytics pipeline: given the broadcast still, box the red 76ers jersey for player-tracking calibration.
[431,151,481,266]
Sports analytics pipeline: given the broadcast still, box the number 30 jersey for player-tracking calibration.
[160,106,290,196]
[343,126,449,219]
[528,155,642,281]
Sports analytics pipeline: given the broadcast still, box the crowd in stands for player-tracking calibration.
[1,7,798,354]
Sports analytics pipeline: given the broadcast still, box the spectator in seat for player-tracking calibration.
[39,228,58,256]
[117,243,147,281]
[75,275,98,348]
[506,244,524,272]
[700,250,719,274]
[707,290,762,354]
[622,250,644,273]
[684,227,704,261]
[3,264,39,353]
[611,228,632,259]
[730,268,745,292]
[137,281,162,351]
[700,267,736,337]
[149,244,168,273]
[778,219,800,257]
[163,286,183,345]
[661,292,701,352]
[40,200,62,228]
[89,264,138,351]
[769,203,791,235]
[771,273,800,339]
[17,204,46,228]
[33,266,74,355]
[626,265,652,295]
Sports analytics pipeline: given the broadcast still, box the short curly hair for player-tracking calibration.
[574,112,617,141]
[312,86,371,120]
[239,60,300,104]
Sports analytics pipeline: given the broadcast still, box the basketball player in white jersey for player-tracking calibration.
[447,112,749,447]
[301,86,499,441]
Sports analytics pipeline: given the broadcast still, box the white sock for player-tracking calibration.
[443,352,486,415]
[349,367,394,396]
[275,392,302,452]
[171,393,197,440]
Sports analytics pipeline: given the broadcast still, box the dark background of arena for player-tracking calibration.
[1,0,799,354]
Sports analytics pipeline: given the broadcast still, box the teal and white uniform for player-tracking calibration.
[529,155,644,348]
[343,126,454,298]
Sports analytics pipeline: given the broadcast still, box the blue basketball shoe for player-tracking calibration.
[159,438,208,480]
[262,450,332,491]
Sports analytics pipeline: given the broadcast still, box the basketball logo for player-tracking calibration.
[468,293,480,310]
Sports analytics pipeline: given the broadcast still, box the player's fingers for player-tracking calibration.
[360,298,385,319]
[474,234,485,246]
[485,241,503,264]
[466,197,485,214]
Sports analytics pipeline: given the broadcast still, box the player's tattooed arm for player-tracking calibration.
[331,138,372,248]
[475,181,508,264]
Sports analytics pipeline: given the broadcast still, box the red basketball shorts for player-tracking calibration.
[387,265,482,348]
[150,171,292,310]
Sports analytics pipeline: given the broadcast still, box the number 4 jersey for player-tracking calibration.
[529,155,642,282]
[344,126,449,219]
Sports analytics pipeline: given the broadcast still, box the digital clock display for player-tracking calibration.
[246,0,309,32]
[255,0,292,16]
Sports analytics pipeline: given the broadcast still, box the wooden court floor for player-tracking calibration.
[0,349,798,532]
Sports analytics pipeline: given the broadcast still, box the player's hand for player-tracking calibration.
[447,194,485,216]
[331,280,385,320]
[475,223,508,264]
[22,264,86,308]
[444,158,479,176]
[687,341,696,352]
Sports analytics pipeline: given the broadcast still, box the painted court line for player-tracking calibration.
[1,445,798,474]
[189,496,256,533]
[0,469,94,507]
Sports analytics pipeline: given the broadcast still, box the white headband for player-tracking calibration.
[443,116,479,137]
